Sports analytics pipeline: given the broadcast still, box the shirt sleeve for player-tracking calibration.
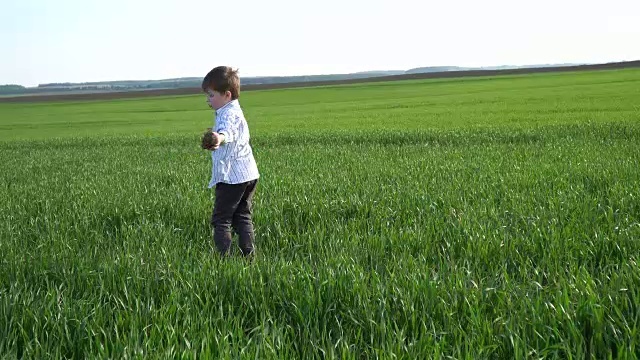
[215,111,240,143]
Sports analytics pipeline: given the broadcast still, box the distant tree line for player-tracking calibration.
[0,63,584,96]
[0,85,26,94]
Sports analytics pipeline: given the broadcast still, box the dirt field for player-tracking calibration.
[2,60,639,103]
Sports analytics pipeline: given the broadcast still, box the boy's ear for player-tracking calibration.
[226,90,232,98]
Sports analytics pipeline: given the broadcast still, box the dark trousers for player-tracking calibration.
[211,179,258,256]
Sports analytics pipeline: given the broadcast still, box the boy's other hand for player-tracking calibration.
[201,128,217,150]
[201,129,224,150]
[210,132,223,150]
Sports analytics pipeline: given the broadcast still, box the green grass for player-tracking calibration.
[1,69,640,359]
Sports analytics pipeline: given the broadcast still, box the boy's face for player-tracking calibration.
[205,89,232,110]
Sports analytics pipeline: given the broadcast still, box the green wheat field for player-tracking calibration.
[1,69,639,359]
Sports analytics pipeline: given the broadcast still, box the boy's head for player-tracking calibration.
[201,66,240,110]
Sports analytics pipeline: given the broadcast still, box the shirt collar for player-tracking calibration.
[216,99,239,115]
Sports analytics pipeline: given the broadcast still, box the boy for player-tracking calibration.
[201,66,259,257]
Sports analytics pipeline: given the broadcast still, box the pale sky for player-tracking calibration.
[1,0,639,87]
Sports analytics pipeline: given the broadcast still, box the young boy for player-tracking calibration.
[201,66,259,257]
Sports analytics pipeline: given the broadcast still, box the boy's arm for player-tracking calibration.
[215,112,240,144]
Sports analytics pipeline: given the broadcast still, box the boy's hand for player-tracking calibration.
[201,128,225,151]
[210,132,223,150]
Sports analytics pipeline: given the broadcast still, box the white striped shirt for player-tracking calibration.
[208,99,260,187]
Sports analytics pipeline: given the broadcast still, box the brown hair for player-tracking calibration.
[201,66,240,100]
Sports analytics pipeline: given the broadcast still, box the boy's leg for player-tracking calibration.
[232,179,258,257]
[211,182,250,256]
